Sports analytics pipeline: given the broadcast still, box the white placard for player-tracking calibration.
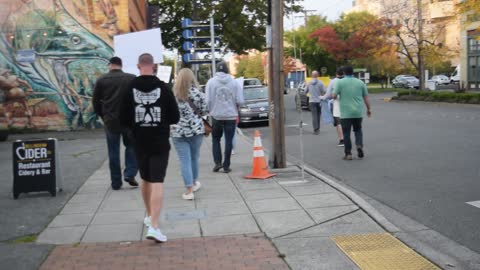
[114,28,164,75]
[157,65,172,83]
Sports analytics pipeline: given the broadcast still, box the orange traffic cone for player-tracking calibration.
[245,130,276,179]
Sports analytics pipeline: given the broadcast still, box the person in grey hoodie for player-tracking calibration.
[306,71,325,135]
[205,62,244,173]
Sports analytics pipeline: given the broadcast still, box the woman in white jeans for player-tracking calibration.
[171,68,208,200]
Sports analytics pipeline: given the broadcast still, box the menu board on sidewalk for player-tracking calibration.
[12,139,59,199]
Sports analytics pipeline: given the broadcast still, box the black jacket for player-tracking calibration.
[93,69,135,132]
[120,75,180,150]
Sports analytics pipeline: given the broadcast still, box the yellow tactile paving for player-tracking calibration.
[331,233,440,270]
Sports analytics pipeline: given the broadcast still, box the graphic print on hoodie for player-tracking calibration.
[134,88,161,126]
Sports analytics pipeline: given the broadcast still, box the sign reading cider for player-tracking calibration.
[13,139,57,199]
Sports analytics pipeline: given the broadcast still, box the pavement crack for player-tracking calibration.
[272,208,361,239]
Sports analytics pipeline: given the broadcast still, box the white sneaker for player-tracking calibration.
[146,227,167,243]
[232,149,236,155]
[182,192,194,200]
[144,216,151,227]
[192,181,201,192]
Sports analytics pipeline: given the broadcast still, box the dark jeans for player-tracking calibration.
[105,129,138,188]
[212,119,236,170]
[310,102,321,131]
[340,118,363,155]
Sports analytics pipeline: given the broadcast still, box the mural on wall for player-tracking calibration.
[0,0,129,131]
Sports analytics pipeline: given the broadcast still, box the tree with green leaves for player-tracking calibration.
[284,15,336,76]
[155,0,303,54]
[244,53,265,81]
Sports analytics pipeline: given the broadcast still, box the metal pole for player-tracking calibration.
[210,14,216,75]
[417,0,425,90]
[269,0,286,168]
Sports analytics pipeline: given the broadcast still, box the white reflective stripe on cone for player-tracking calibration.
[254,137,262,147]
[253,150,265,157]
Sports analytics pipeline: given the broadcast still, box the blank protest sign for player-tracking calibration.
[114,28,164,75]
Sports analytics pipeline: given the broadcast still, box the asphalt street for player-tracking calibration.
[0,130,107,270]
[241,91,480,254]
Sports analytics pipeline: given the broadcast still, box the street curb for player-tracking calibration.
[236,128,400,233]
[302,165,401,233]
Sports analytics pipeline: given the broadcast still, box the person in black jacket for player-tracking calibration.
[93,57,138,190]
[121,53,180,243]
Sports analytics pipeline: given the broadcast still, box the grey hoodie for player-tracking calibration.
[206,72,244,120]
[306,78,325,103]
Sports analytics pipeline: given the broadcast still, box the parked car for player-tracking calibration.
[238,86,269,124]
[295,82,309,110]
[431,75,450,85]
[392,75,419,89]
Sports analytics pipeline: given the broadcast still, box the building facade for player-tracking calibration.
[349,0,461,68]
[0,0,148,131]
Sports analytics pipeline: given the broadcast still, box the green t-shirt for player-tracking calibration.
[333,76,368,119]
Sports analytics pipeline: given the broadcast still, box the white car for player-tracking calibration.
[431,75,450,85]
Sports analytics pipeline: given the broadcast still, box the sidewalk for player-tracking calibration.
[37,134,439,270]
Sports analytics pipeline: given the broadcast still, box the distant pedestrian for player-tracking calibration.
[171,68,208,200]
[121,53,180,243]
[321,68,345,146]
[332,66,372,160]
[306,71,325,135]
[93,56,138,190]
[206,61,244,173]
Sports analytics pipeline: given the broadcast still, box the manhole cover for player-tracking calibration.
[166,209,206,221]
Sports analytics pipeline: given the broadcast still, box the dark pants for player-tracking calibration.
[310,102,321,132]
[105,129,138,188]
[340,118,363,155]
[212,119,236,170]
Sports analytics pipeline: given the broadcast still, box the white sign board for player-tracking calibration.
[156,65,172,83]
[114,28,164,75]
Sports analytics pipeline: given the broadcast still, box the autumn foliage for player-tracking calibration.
[310,18,399,64]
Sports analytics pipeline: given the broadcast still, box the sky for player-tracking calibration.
[284,0,353,30]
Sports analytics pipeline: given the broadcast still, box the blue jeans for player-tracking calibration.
[172,135,204,188]
[105,129,138,188]
[212,119,236,170]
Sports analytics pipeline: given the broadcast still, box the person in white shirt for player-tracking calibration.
[321,68,344,146]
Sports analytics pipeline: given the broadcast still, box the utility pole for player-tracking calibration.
[268,0,286,168]
[417,0,425,90]
[210,13,216,75]
[302,9,316,25]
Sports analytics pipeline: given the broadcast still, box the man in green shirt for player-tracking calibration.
[332,66,372,160]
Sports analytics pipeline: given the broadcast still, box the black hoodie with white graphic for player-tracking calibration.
[121,75,180,149]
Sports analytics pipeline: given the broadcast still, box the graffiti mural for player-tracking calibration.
[0,0,133,130]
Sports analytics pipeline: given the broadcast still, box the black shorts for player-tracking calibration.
[333,117,341,127]
[135,143,170,183]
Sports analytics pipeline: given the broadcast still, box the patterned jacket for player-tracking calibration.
[171,87,208,138]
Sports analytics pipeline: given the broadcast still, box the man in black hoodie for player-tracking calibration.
[121,53,179,243]
[93,57,138,190]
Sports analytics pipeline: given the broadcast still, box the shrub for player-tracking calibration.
[394,91,480,104]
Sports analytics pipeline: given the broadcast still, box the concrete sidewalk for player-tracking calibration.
[37,134,438,269]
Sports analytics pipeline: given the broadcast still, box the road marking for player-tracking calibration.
[466,200,480,209]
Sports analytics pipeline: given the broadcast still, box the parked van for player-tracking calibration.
[450,65,460,83]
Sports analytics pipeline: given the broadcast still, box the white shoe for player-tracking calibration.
[182,192,194,200]
[232,150,236,155]
[192,181,201,192]
[144,216,151,227]
[146,227,167,243]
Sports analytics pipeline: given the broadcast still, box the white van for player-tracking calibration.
[450,65,460,83]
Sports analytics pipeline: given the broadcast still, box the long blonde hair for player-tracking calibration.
[173,68,199,102]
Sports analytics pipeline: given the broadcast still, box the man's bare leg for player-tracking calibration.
[149,183,164,229]
[141,181,151,217]
[336,125,344,141]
